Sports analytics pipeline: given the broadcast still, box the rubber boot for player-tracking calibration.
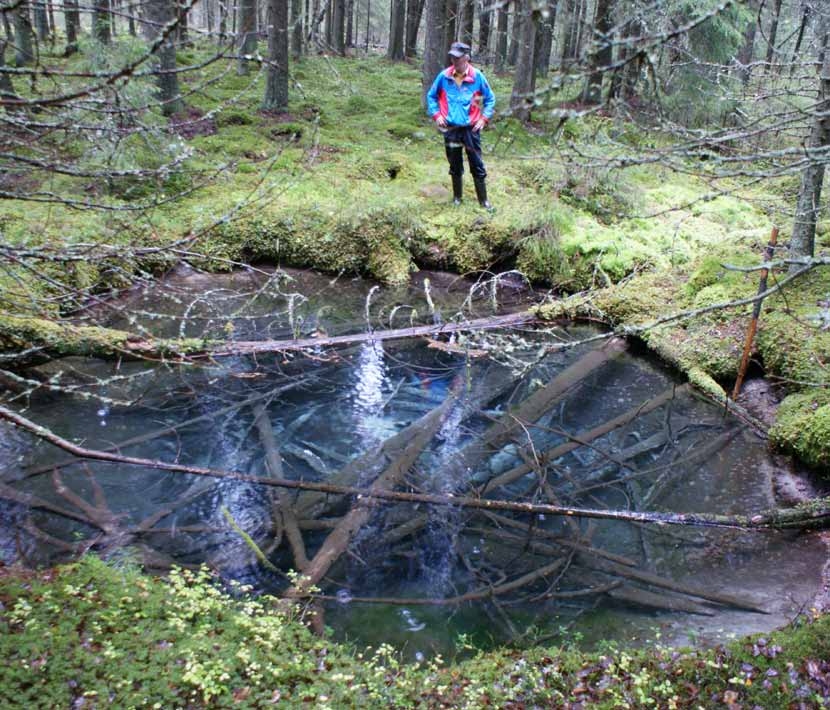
[451,174,463,206]
[473,177,493,211]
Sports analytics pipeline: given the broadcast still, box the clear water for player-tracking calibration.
[0,267,825,660]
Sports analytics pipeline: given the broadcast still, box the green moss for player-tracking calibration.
[1,557,829,709]
[770,389,830,472]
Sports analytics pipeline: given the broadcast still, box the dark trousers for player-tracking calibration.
[443,125,487,180]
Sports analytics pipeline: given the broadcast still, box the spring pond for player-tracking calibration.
[0,267,827,660]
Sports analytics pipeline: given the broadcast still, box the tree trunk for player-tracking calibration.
[263,0,289,112]
[387,0,404,59]
[477,0,491,63]
[404,0,425,58]
[292,0,304,56]
[736,0,758,84]
[764,0,783,74]
[0,38,16,97]
[237,0,257,74]
[64,0,80,55]
[444,0,457,52]
[128,0,136,35]
[33,0,48,41]
[94,0,111,43]
[219,0,228,37]
[789,31,830,270]
[507,6,519,65]
[332,0,345,53]
[494,2,507,72]
[146,0,183,115]
[789,2,811,77]
[421,0,447,106]
[13,2,34,65]
[2,11,13,43]
[177,0,190,44]
[345,0,353,46]
[510,0,537,121]
[581,0,613,104]
[533,0,556,77]
[460,0,473,45]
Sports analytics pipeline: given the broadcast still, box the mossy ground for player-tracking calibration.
[1,556,828,709]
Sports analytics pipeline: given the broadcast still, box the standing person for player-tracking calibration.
[426,41,496,209]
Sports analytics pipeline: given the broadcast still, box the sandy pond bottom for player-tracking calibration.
[0,267,827,660]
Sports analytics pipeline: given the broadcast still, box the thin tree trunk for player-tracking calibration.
[219,0,228,37]
[177,0,190,44]
[421,0,447,105]
[736,0,758,84]
[64,0,80,55]
[263,0,289,109]
[332,0,344,52]
[404,0,425,58]
[94,0,111,43]
[581,0,613,104]
[2,10,13,42]
[0,38,16,96]
[477,0,491,62]
[764,0,783,74]
[444,0,457,51]
[460,0,473,45]
[387,0,404,58]
[510,0,537,120]
[533,0,556,77]
[292,0,304,56]
[46,0,55,38]
[237,0,257,73]
[789,2,811,77]
[507,5,519,65]
[146,0,183,115]
[13,2,34,65]
[128,0,136,35]
[789,30,830,270]
[345,0,353,46]
[494,1,507,72]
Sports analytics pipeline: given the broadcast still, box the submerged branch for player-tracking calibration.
[3,405,830,532]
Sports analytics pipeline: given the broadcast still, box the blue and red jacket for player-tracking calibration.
[426,65,495,127]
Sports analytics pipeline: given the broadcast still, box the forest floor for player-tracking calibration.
[0,556,828,708]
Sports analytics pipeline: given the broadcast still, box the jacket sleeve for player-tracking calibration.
[479,73,495,121]
[426,73,443,119]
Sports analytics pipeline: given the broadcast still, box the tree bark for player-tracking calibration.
[494,1,507,72]
[291,0,304,56]
[332,0,344,53]
[764,0,783,74]
[477,0,491,62]
[581,0,613,104]
[64,0,81,55]
[345,0,353,46]
[460,0,473,45]
[404,0,425,58]
[421,0,447,105]
[14,1,35,65]
[144,0,183,115]
[736,0,758,84]
[510,0,537,121]
[237,0,257,74]
[533,0,556,77]
[444,0,457,51]
[0,38,15,96]
[387,0,404,58]
[263,0,289,109]
[94,0,111,43]
[33,0,48,41]
[789,29,830,270]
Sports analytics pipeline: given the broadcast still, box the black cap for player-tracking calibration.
[448,42,471,58]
